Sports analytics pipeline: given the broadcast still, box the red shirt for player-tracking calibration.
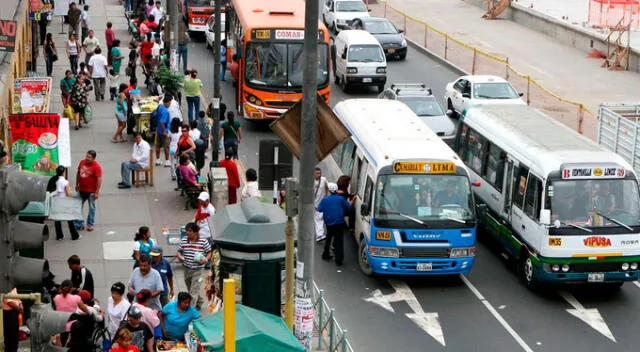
[229,61,239,81]
[77,159,102,193]
[219,158,240,188]
[105,28,115,47]
[110,346,139,352]
[139,41,154,63]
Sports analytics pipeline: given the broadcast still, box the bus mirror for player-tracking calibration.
[341,50,347,59]
[539,209,551,226]
[471,180,481,187]
[446,109,455,117]
[360,203,370,216]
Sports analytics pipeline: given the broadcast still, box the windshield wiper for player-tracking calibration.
[558,221,593,233]
[439,216,466,224]
[592,208,634,232]
[396,212,424,225]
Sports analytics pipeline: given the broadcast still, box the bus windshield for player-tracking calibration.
[374,174,474,226]
[245,42,329,88]
[549,179,640,228]
[188,0,211,6]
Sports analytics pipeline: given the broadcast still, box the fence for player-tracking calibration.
[373,1,598,140]
[313,281,355,352]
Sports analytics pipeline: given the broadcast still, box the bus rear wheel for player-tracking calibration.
[359,240,374,276]
[519,251,539,290]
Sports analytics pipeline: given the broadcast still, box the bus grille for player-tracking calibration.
[400,248,450,258]
[571,262,621,272]
[266,101,296,108]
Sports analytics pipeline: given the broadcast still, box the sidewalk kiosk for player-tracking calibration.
[212,198,289,316]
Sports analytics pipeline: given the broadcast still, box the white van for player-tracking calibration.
[332,30,387,93]
[323,0,370,32]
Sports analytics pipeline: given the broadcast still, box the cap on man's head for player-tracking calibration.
[198,192,209,201]
[150,246,163,256]
[129,306,143,318]
[328,183,338,193]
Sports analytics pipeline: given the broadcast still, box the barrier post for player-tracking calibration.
[505,57,510,80]
[472,48,477,74]
[384,2,387,17]
[424,24,427,47]
[328,309,336,351]
[526,76,531,105]
[578,105,585,135]
[223,279,236,352]
[444,34,449,59]
[403,14,407,34]
[316,289,324,350]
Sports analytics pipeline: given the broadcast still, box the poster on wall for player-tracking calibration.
[0,20,17,53]
[12,77,52,114]
[8,113,62,176]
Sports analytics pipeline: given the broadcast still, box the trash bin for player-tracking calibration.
[212,198,290,316]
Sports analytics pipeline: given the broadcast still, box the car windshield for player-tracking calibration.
[363,20,397,34]
[400,97,445,116]
[549,179,640,228]
[472,82,519,99]
[374,174,474,225]
[245,42,329,88]
[347,44,384,62]
[336,1,367,12]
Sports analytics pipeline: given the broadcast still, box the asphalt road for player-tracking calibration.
[189,37,640,352]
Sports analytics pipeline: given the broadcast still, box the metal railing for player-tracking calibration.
[373,0,597,140]
[313,281,355,352]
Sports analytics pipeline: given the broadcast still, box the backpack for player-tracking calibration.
[197,118,211,148]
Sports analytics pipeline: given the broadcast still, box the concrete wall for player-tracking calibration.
[461,0,640,73]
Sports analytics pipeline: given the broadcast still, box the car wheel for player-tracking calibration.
[341,75,348,92]
[358,240,374,276]
[519,250,539,291]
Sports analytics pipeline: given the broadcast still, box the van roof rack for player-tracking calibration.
[390,83,432,95]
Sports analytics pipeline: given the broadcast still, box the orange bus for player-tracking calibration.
[181,0,219,33]
[229,0,331,120]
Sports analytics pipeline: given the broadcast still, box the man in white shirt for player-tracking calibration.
[166,96,182,121]
[88,46,108,101]
[194,192,215,246]
[80,5,90,41]
[313,167,329,242]
[82,29,100,64]
[150,1,164,25]
[119,132,150,189]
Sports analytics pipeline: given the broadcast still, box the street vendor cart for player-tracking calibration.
[129,90,159,142]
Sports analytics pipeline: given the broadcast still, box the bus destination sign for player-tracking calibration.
[393,161,456,174]
[561,167,625,180]
[251,29,323,40]
[275,29,304,39]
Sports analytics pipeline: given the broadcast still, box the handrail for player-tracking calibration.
[312,281,355,352]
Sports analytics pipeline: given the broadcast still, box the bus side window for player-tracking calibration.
[363,177,374,210]
[484,143,505,192]
[341,139,355,175]
[523,175,542,220]
[331,139,345,167]
[456,124,469,156]
[467,129,487,173]
[358,159,369,198]
[512,166,529,210]
[351,157,363,194]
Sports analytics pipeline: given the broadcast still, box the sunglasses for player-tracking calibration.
[181,129,188,132]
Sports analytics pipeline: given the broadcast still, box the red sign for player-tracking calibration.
[8,113,61,176]
[583,236,612,248]
[0,20,16,53]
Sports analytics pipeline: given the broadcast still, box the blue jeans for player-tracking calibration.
[121,161,143,186]
[186,96,200,123]
[74,192,96,228]
[178,44,188,72]
[124,0,132,11]
[220,61,227,81]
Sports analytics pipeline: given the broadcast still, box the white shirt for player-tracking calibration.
[132,139,151,168]
[189,129,201,141]
[241,181,261,200]
[313,176,328,207]
[197,203,215,239]
[167,99,182,121]
[107,297,130,337]
[169,132,180,154]
[83,36,99,53]
[150,6,164,24]
[80,10,89,28]
[53,177,69,198]
[151,42,161,58]
[88,54,108,78]
[108,73,120,88]
[67,40,78,55]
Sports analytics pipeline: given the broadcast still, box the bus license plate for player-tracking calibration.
[417,263,433,271]
[362,78,372,83]
[588,273,605,283]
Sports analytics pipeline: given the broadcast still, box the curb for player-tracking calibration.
[405,38,469,76]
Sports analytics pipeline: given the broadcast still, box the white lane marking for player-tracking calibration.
[632,281,640,289]
[364,279,445,346]
[476,39,494,49]
[558,291,616,343]
[460,275,535,352]
[527,64,552,78]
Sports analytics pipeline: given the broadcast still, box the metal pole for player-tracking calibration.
[223,279,236,352]
[169,0,179,57]
[284,217,295,330]
[295,0,320,348]
[212,0,222,161]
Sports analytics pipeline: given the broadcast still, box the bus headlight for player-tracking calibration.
[346,67,357,74]
[561,264,571,272]
[369,246,399,258]
[376,67,386,74]
[551,264,560,272]
[631,262,638,270]
[621,262,630,271]
[246,94,263,106]
[450,247,476,258]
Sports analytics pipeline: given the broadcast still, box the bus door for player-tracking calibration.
[502,158,516,221]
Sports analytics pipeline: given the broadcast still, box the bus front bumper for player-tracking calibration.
[243,102,287,120]
[188,24,207,32]
[535,268,639,284]
[369,256,475,275]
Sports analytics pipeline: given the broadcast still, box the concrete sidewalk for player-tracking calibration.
[371,0,640,138]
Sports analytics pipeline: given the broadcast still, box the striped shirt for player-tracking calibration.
[178,238,212,270]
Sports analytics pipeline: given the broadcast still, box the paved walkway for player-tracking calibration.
[372,0,640,138]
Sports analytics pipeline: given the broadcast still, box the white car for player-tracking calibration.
[444,75,525,116]
[205,13,226,53]
[323,0,370,32]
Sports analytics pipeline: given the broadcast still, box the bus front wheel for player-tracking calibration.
[359,240,374,276]
[519,251,539,290]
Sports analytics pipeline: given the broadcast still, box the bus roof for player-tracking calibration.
[333,99,465,171]
[462,105,634,177]
[233,0,325,30]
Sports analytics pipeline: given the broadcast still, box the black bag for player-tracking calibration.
[52,53,58,62]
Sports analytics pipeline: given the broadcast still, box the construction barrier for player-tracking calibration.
[374,1,597,140]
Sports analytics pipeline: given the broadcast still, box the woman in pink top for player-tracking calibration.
[54,280,89,346]
[133,289,160,332]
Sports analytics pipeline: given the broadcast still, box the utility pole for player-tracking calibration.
[295,0,320,348]
[211,0,223,162]
[168,0,180,70]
